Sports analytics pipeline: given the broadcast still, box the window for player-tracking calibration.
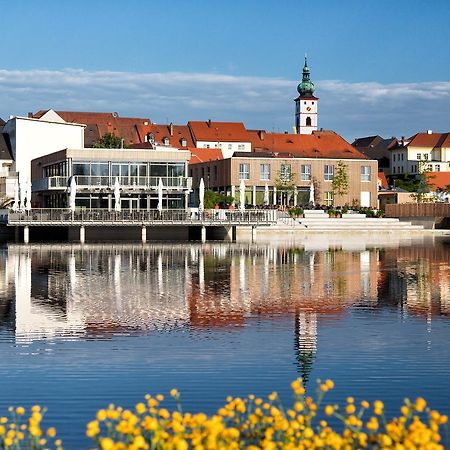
[181,138,187,147]
[393,154,396,162]
[214,165,218,180]
[301,164,311,181]
[260,164,270,180]
[324,165,334,181]
[361,166,371,181]
[238,144,245,151]
[435,165,440,172]
[163,137,169,146]
[239,163,250,180]
[306,117,312,127]
[427,164,432,171]
[228,144,232,150]
[417,154,421,160]
[393,167,396,174]
[280,164,291,182]
[204,144,210,149]
[324,191,333,206]
[424,154,429,160]
[401,153,404,161]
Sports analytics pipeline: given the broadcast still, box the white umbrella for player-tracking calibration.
[69,176,77,212]
[239,179,246,212]
[25,180,32,211]
[12,179,19,212]
[309,181,315,205]
[114,177,121,212]
[157,177,164,212]
[198,178,205,212]
[19,181,26,211]
[264,183,269,206]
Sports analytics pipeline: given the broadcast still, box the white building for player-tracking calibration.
[390,131,450,175]
[2,110,85,185]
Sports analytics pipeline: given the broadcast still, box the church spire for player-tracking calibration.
[297,55,315,97]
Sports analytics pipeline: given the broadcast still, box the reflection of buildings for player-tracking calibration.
[2,238,449,372]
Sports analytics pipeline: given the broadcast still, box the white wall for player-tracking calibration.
[3,117,85,184]
[196,141,251,159]
[296,98,318,135]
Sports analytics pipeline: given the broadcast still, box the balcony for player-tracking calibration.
[33,176,193,191]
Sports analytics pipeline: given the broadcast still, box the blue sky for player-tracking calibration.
[1,0,449,140]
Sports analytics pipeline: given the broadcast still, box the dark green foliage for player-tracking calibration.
[93,133,128,149]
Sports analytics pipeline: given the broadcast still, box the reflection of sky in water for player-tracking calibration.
[0,237,450,449]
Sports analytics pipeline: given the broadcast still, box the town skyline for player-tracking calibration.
[1,0,449,140]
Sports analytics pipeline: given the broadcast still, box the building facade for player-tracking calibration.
[31,146,192,210]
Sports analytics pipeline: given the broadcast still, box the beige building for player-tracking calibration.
[190,130,378,208]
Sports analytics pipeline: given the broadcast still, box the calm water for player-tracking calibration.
[1,236,450,448]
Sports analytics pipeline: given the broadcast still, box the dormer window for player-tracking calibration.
[163,137,170,146]
[181,138,187,147]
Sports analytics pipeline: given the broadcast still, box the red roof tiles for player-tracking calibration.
[248,130,369,160]
[407,132,450,148]
[426,172,450,191]
[188,147,223,164]
[188,121,250,143]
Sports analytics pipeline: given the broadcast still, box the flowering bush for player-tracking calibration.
[1,379,448,449]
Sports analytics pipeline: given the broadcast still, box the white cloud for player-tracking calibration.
[0,68,449,140]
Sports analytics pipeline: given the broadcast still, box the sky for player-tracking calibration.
[0,0,449,141]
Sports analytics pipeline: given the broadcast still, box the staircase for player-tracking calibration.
[276,210,424,232]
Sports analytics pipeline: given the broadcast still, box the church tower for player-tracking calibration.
[295,56,318,134]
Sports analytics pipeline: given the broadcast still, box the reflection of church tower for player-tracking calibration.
[294,311,317,384]
[295,56,318,134]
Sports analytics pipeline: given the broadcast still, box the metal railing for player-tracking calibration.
[33,176,192,191]
[7,208,278,226]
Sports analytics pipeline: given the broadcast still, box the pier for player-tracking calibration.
[4,208,277,243]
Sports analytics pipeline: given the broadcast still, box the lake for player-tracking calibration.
[1,235,450,448]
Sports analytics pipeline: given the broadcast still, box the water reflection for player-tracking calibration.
[1,237,450,367]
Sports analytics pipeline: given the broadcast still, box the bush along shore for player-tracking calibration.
[1,379,448,449]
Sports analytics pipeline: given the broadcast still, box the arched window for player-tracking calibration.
[306,116,312,127]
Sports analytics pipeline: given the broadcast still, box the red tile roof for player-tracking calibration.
[426,172,450,191]
[32,110,152,146]
[407,132,450,148]
[145,124,194,148]
[188,121,250,142]
[188,147,223,164]
[378,171,389,189]
[248,130,369,159]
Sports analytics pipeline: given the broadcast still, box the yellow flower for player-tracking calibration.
[100,437,115,450]
[325,405,334,416]
[15,406,25,416]
[414,397,427,412]
[47,427,57,438]
[170,389,179,397]
[268,392,277,401]
[96,409,107,421]
[345,404,356,415]
[325,379,334,389]
[346,397,354,404]
[361,400,369,409]
[135,403,146,415]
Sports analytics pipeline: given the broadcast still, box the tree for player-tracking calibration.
[331,161,349,202]
[409,162,435,203]
[93,133,128,149]
[203,190,234,208]
[275,163,297,205]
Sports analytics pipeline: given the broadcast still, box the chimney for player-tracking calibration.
[28,112,33,118]
[258,130,265,140]
[427,129,432,134]
[207,119,212,127]
[169,122,174,136]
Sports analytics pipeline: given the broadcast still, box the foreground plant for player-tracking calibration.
[86,380,448,450]
[0,405,62,450]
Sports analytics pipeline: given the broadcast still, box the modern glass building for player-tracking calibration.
[31,147,192,210]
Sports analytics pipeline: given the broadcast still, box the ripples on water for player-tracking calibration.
[0,235,450,448]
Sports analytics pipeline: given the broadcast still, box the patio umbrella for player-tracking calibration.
[19,181,26,211]
[264,183,269,206]
[69,176,77,212]
[25,180,32,212]
[239,179,246,212]
[157,177,164,212]
[198,178,205,213]
[309,181,315,205]
[12,179,19,212]
[114,177,121,212]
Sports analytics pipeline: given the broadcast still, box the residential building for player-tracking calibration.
[31,146,191,210]
[352,135,397,172]
[389,131,450,176]
[190,130,378,208]
[0,121,14,200]
[2,113,85,185]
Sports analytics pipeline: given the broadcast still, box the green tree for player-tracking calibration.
[275,163,297,205]
[93,133,128,149]
[331,161,349,202]
[204,190,234,208]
